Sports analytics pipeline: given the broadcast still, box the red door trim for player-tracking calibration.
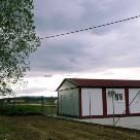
[125,88,129,115]
[102,88,107,117]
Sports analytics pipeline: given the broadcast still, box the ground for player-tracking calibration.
[78,116,140,130]
[0,115,140,140]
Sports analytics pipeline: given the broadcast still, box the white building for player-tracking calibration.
[57,78,140,118]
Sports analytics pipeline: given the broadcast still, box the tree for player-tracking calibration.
[0,0,40,96]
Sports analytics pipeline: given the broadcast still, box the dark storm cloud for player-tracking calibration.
[32,0,140,74]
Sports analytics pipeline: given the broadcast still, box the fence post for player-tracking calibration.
[41,96,44,114]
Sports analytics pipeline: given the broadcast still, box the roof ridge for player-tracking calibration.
[57,78,140,91]
[66,78,80,86]
[66,78,140,81]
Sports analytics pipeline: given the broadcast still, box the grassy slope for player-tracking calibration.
[0,115,140,140]
[0,105,57,115]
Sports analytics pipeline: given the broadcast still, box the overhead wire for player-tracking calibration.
[40,14,140,40]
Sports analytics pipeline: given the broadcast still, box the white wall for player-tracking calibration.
[59,80,76,90]
[59,88,79,116]
[58,80,79,116]
[81,88,103,116]
[129,88,140,114]
[106,88,125,115]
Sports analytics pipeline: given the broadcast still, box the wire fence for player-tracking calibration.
[113,90,140,126]
[0,90,139,126]
[0,96,58,116]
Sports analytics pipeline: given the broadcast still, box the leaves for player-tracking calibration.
[0,0,40,95]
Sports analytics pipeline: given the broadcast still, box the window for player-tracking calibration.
[114,93,123,101]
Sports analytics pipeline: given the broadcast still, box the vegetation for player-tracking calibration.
[0,96,58,105]
[0,0,40,96]
[0,96,57,115]
[0,104,57,116]
[0,115,140,140]
[0,105,42,115]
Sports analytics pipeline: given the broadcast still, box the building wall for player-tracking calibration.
[59,80,76,90]
[58,80,140,118]
[81,88,103,117]
[129,88,140,114]
[106,88,126,115]
[58,88,79,117]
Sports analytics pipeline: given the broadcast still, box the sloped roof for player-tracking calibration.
[57,78,140,90]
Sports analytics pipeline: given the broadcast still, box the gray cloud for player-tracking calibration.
[15,88,48,95]
[35,0,140,32]
[31,0,140,75]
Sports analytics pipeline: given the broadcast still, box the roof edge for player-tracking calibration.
[56,79,66,91]
[56,78,79,91]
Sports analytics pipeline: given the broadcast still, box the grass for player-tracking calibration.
[0,104,57,115]
[0,115,140,140]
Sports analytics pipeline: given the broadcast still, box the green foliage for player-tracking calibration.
[0,103,57,116]
[0,96,58,104]
[0,0,40,96]
[0,105,42,115]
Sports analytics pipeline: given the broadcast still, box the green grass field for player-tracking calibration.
[0,104,140,140]
[0,115,140,140]
[0,104,57,115]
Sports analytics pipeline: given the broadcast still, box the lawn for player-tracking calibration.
[0,115,140,140]
[0,104,57,116]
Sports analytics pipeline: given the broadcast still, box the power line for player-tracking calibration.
[40,14,140,40]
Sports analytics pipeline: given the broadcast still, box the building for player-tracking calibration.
[57,78,140,118]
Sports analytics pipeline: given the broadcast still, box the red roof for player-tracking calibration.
[57,78,140,90]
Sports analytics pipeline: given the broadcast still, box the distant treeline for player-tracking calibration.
[0,96,58,105]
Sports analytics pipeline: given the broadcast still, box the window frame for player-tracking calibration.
[114,93,124,102]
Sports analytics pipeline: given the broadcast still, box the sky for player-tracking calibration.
[13,0,140,97]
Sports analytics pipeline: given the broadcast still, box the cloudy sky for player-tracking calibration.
[13,0,140,97]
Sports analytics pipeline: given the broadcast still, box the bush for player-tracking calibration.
[0,104,42,115]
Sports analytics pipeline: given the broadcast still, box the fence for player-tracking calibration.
[0,96,58,116]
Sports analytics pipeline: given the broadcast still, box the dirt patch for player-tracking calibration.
[0,115,140,140]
